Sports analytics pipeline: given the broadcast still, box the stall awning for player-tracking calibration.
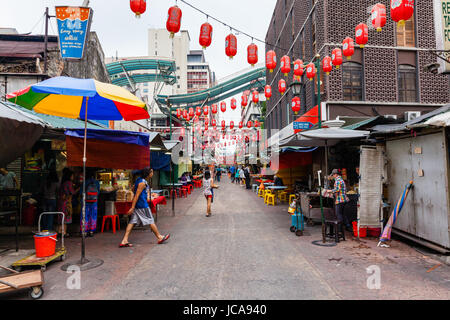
[0,101,46,166]
[65,129,150,169]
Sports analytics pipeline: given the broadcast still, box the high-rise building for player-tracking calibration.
[187,50,215,94]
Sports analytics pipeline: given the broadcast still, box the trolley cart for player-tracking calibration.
[12,212,66,272]
[0,265,44,299]
[289,194,305,236]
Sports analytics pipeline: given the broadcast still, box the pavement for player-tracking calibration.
[1,176,449,300]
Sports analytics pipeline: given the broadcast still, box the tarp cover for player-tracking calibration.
[65,129,150,169]
[150,152,171,172]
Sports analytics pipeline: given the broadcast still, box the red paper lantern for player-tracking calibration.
[331,48,343,69]
[322,56,332,75]
[199,22,213,49]
[196,107,202,116]
[225,34,237,59]
[166,6,182,38]
[211,119,217,127]
[371,3,387,32]
[220,102,226,113]
[221,120,226,128]
[293,59,304,80]
[343,37,355,60]
[130,0,146,18]
[204,123,208,132]
[264,85,272,100]
[306,63,316,81]
[203,105,209,116]
[266,50,277,73]
[241,95,248,107]
[278,79,287,95]
[355,23,369,48]
[390,0,414,26]
[239,121,243,129]
[176,108,182,118]
[211,104,218,114]
[247,43,258,66]
[182,109,188,119]
[280,55,291,76]
[186,114,190,122]
[252,91,259,104]
[231,98,237,110]
[188,107,194,118]
[247,121,253,128]
[230,121,234,129]
[204,118,209,126]
[291,96,301,114]
[254,120,260,128]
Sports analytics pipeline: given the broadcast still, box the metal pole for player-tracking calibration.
[315,55,321,129]
[169,102,175,215]
[44,7,49,74]
[81,97,88,263]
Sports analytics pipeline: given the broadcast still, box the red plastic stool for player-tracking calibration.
[180,188,188,198]
[170,189,178,198]
[187,184,193,193]
[101,215,120,233]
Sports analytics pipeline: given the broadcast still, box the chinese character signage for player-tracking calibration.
[55,6,92,60]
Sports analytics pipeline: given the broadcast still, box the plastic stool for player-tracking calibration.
[162,189,169,198]
[289,194,296,204]
[279,191,288,202]
[258,188,264,198]
[264,190,273,203]
[180,188,188,198]
[170,189,178,198]
[188,184,194,193]
[266,194,276,206]
[101,215,120,233]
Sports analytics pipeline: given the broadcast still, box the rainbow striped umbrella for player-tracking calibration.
[378,180,414,246]
[7,76,149,266]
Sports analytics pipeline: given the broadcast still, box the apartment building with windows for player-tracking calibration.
[265,0,450,136]
[187,50,215,94]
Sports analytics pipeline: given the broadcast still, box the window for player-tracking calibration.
[398,64,417,102]
[396,15,415,47]
[342,62,363,101]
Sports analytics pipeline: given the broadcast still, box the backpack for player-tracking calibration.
[86,181,98,203]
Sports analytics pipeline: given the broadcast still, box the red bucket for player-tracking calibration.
[34,232,57,258]
[352,221,367,238]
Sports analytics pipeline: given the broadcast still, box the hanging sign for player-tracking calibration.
[55,6,92,60]
[434,0,450,73]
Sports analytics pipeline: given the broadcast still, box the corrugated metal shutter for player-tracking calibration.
[358,146,383,227]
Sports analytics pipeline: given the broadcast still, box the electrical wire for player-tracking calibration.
[178,0,288,52]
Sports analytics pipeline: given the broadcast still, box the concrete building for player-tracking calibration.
[187,50,215,94]
[265,0,450,137]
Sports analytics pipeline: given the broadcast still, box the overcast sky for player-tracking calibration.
[0,0,276,125]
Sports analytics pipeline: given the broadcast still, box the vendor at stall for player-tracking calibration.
[325,169,352,232]
[0,168,18,189]
[274,174,284,186]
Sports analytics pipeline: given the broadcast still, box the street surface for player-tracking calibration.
[2,176,450,300]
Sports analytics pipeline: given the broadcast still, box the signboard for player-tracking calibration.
[434,1,450,73]
[55,6,92,60]
[293,105,318,133]
[293,122,313,131]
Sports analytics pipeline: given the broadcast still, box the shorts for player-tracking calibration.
[205,195,212,199]
[129,207,155,226]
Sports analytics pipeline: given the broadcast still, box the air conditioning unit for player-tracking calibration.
[384,114,397,120]
[405,111,421,121]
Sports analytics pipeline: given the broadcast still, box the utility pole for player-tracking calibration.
[44,7,49,74]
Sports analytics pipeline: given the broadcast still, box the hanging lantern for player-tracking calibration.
[176,108,182,118]
[247,43,258,67]
[166,6,182,38]
[390,0,414,27]
[331,48,343,69]
[247,121,253,128]
[130,0,146,18]
[211,104,218,114]
[186,114,190,122]
[254,120,260,128]
[220,102,226,113]
[291,96,301,115]
[371,3,387,32]
[322,56,332,75]
[342,37,355,60]
[211,119,217,127]
[241,94,248,107]
[182,109,188,119]
[278,79,287,95]
[204,118,209,126]
[239,121,243,129]
[225,34,237,59]
[265,85,272,100]
[195,107,202,117]
[199,22,213,49]
[203,105,209,116]
[355,23,369,48]
[252,91,259,104]
[306,63,316,81]
[193,115,199,123]
[204,123,208,132]
[266,50,277,73]
[280,55,291,76]
[188,107,194,118]
[221,120,226,129]
[230,121,234,129]
[293,59,304,80]
[231,98,237,110]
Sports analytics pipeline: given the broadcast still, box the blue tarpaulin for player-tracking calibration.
[65,128,150,147]
[151,152,171,172]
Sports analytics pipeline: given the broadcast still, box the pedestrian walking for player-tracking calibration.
[203,170,218,217]
[235,168,240,184]
[119,168,170,247]
[216,167,222,182]
[81,170,100,237]
[239,166,246,186]
[244,166,251,189]
[230,165,236,183]
[57,168,79,237]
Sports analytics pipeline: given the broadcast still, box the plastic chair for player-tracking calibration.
[101,215,120,233]
[162,189,169,198]
[252,184,258,192]
[279,191,288,203]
